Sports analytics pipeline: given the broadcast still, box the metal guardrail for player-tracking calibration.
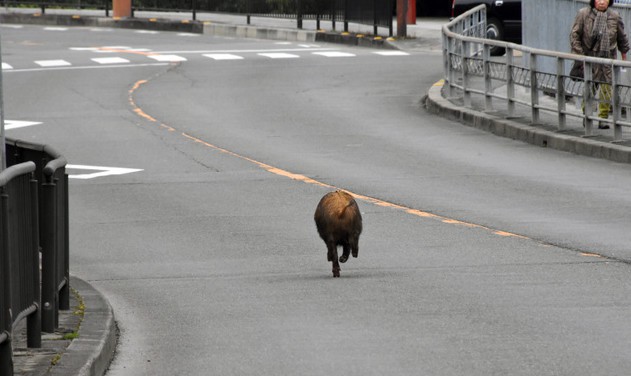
[0,161,40,376]
[443,4,631,142]
[0,139,69,376]
[2,0,395,36]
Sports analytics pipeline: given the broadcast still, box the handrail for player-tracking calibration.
[0,161,35,186]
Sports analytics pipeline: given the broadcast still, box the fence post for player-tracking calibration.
[41,179,58,332]
[484,44,493,112]
[344,0,349,32]
[557,58,567,130]
[584,61,594,135]
[27,174,41,347]
[612,64,622,141]
[58,174,70,311]
[506,47,516,118]
[192,0,197,21]
[297,0,303,29]
[0,188,13,376]
[530,52,540,124]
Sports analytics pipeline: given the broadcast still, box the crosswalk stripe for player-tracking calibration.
[258,53,300,59]
[92,57,131,64]
[35,60,71,67]
[373,51,410,56]
[203,54,244,60]
[147,55,187,62]
[313,51,356,57]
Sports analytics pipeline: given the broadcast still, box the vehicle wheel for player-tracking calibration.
[486,17,506,56]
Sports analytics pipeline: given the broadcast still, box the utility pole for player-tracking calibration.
[397,0,408,38]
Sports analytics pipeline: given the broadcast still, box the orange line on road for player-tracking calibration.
[128,79,532,242]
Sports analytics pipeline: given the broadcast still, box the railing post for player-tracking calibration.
[462,40,471,108]
[296,0,303,29]
[344,0,349,33]
[26,174,41,348]
[506,47,516,118]
[58,174,70,311]
[613,64,622,142]
[41,179,58,332]
[557,58,567,131]
[0,187,13,376]
[584,61,594,135]
[530,52,540,124]
[192,0,197,21]
[484,44,493,112]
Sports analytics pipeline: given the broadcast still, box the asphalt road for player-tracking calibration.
[3,24,631,375]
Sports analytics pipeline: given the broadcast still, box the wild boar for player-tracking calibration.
[314,190,363,277]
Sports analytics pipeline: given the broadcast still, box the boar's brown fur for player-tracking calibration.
[314,190,363,277]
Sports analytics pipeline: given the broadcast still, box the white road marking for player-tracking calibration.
[92,57,131,64]
[258,53,300,59]
[35,59,71,67]
[373,51,410,56]
[4,120,42,130]
[44,27,68,31]
[3,63,169,73]
[147,54,187,62]
[1,25,23,29]
[312,51,356,57]
[136,30,159,34]
[66,164,144,180]
[203,54,244,60]
[2,63,13,70]
[178,33,199,37]
[70,47,100,51]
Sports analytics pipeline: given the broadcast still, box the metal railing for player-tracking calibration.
[2,0,395,36]
[0,139,69,376]
[443,5,631,142]
[0,161,40,376]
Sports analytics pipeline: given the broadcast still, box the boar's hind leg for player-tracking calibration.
[340,244,350,263]
[328,241,341,277]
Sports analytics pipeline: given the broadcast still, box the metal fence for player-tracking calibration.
[1,0,395,35]
[0,139,69,376]
[443,4,631,141]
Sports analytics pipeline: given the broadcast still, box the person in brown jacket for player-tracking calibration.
[570,0,630,128]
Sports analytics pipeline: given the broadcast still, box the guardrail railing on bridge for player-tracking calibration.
[443,4,631,142]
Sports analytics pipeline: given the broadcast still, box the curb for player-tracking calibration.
[48,277,117,376]
[425,80,631,164]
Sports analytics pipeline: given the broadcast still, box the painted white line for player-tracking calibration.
[3,62,169,73]
[92,57,131,64]
[4,120,42,130]
[70,47,100,51]
[178,33,199,37]
[275,42,292,45]
[313,51,356,58]
[44,27,68,31]
[152,48,336,54]
[66,164,143,180]
[147,54,187,62]
[1,25,23,29]
[203,54,244,61]
[136,30,159,34]
[2,63,13,70]
[373,51,410,56]
[35,60,71,67]
[259,53,300,59]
